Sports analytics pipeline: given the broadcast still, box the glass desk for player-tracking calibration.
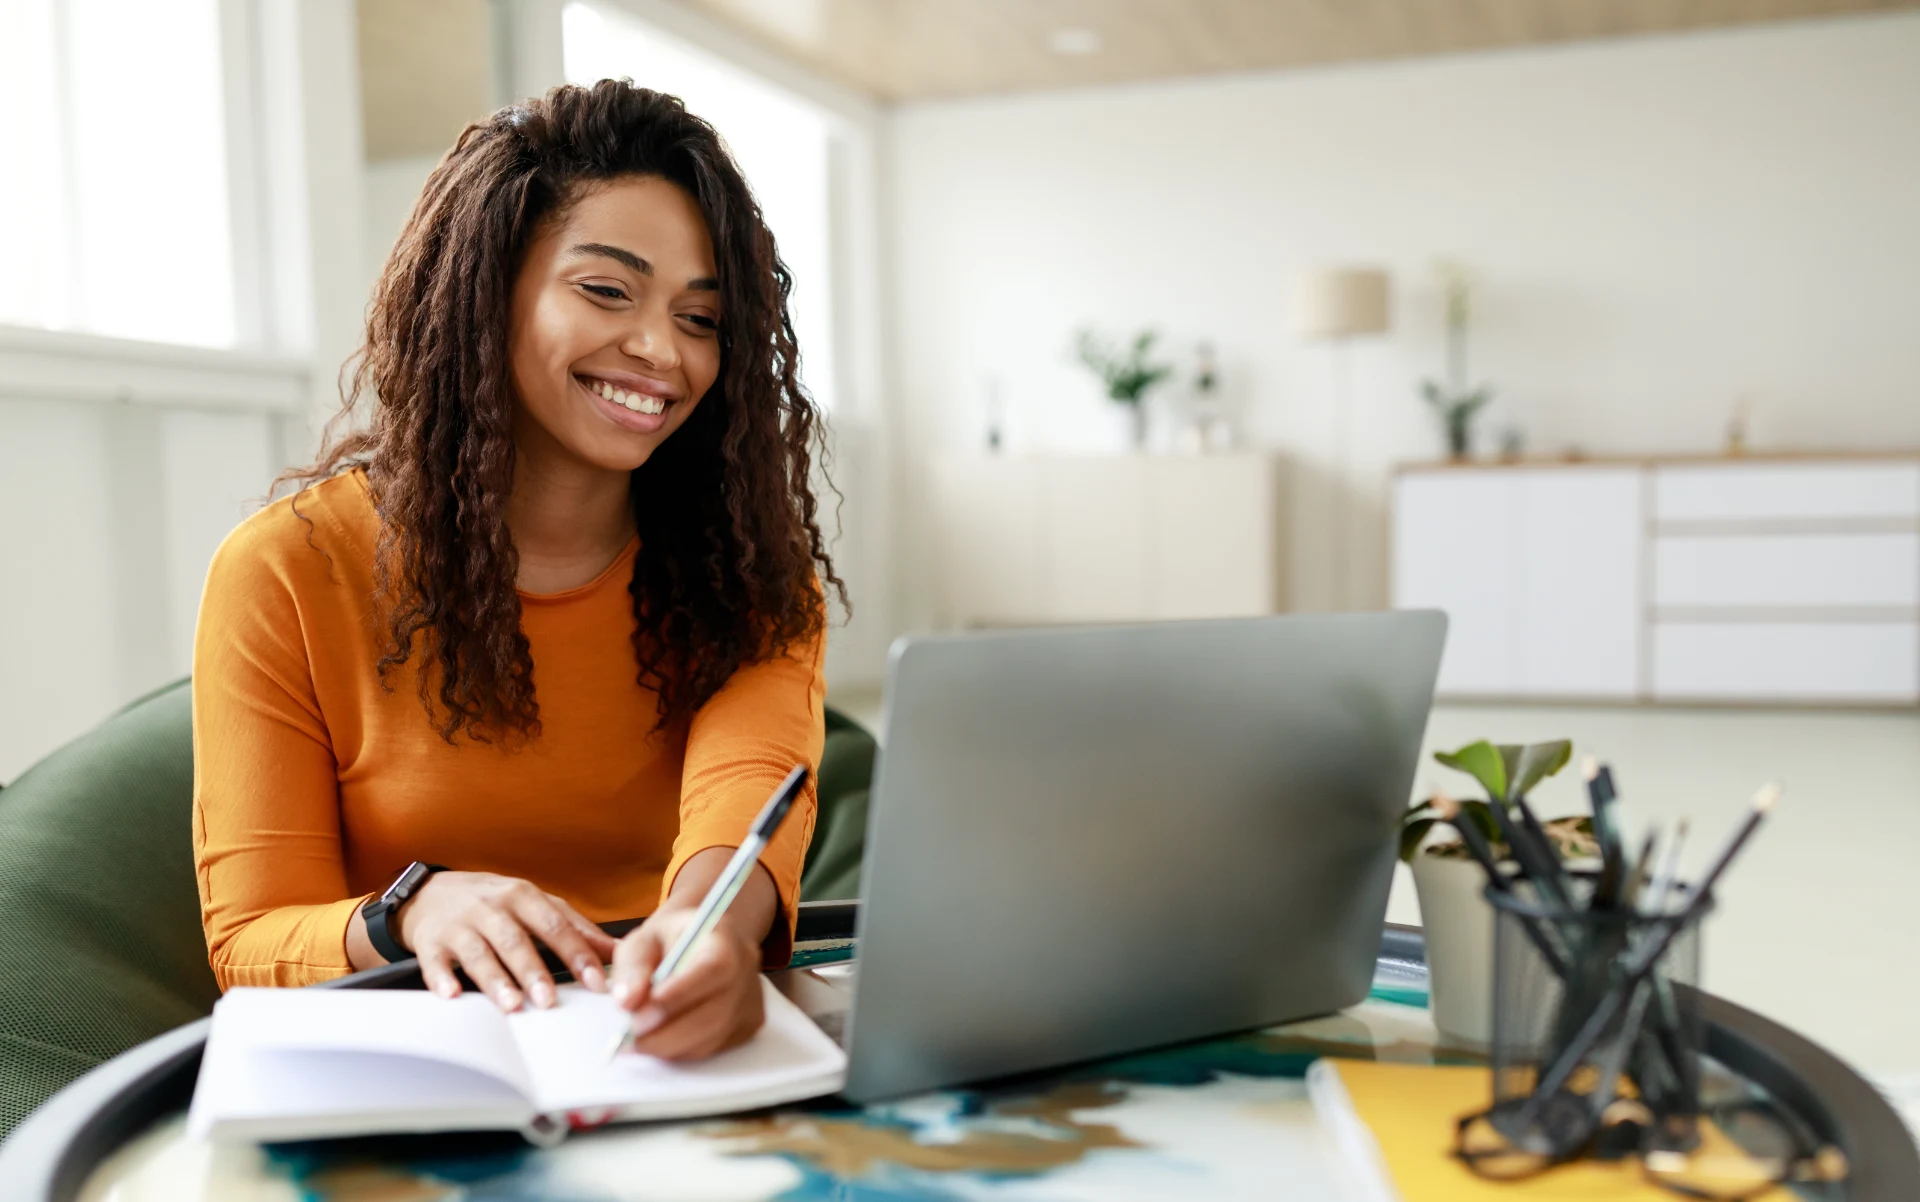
[9,927,1914,1201]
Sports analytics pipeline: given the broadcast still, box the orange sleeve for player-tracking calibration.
[665,618,826,969]
[191,514,366,989]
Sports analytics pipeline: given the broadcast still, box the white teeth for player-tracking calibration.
[585,377,667,417]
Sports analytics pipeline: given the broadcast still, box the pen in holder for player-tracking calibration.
[1481,881,1707,1161]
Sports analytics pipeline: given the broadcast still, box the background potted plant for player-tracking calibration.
[1401,738,1595,1047]
[1420,259,1494,460]
[1075,328,1174,450]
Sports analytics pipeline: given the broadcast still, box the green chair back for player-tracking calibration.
[802,707,878,902]
[0,679,217,1137]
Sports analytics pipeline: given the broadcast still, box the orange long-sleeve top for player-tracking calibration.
[191,469,822,990]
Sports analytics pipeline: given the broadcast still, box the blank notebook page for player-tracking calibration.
[509,977,847,1116]
[191,988,532,1135]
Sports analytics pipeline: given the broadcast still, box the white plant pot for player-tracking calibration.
[1411,852,1497,1050]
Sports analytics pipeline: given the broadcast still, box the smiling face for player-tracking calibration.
[507,175,723,474]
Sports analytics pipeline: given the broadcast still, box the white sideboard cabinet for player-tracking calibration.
[930,453,1285,628]
[1393,466,1644,699]
[1391,456,1920,705]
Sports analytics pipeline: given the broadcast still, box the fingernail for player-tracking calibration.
[611,976,636,1005]
[434,979,457,999]
[629,1005,666,1038]
[495,986,522,1011]
[532,981,556,1008]
[580,964,606,992]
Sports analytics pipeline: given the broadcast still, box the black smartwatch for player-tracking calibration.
[361,861,446,963]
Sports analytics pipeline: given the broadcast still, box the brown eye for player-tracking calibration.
[581,284,627,301]
[682,313,719,330]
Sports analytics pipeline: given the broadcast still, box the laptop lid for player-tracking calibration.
[843,611,1446,1102]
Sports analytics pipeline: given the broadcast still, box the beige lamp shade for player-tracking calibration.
[1291,267,1391,338]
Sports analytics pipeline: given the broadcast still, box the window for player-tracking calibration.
[563,3,838,411]
[0,0,237,347]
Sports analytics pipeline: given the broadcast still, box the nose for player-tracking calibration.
[618,300,681,373]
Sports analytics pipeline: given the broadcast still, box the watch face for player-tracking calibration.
[382,861,433,906]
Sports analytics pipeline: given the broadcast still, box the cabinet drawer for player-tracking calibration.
[1653,533,1920,608]
[1653,462,1920,522]
[1651,622,1920,702]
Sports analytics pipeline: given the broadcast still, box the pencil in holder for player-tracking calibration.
[1483,884,1708,1159]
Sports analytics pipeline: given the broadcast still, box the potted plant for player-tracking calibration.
[1419,260,1494,460]
[1075,328,1173,450]
[1400,738,1594,1047]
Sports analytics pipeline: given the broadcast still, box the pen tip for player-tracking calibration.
[1753,783,1781,813]
[1580,755,1599,781]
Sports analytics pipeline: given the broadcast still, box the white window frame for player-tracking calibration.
[0,0,368,438]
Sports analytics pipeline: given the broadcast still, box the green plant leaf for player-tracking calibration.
[1076,328,1172,404]
[1498,740,1573,800]
[1399,816,1438,863]
[1458,799,1504,846]
[1434,740,1508,801]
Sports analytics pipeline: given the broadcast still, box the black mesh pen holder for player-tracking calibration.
[1459,884,1847,1199]
[1473,884,1708,1165]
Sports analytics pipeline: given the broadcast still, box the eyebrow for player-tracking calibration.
[567,242,719,292]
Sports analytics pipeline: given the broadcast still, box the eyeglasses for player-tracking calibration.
[1454,1093,1849,1200]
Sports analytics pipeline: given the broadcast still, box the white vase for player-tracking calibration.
[1410,852,1497,1050]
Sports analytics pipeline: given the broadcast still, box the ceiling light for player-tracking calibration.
[1047,27,1101,56]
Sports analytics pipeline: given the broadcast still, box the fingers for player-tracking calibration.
[504,888,613,995]
[647,933,742,1013]
[403,873,623,1011]
[417,946,463,1000]
[476,903,558,1009]
[610,924,666,1011]
[449,929,523,1012]
[631,950,764,1060]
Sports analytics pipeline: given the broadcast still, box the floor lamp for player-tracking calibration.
[1291,267,1391,612]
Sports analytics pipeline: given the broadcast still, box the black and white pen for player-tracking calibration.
[606,763,810,1060]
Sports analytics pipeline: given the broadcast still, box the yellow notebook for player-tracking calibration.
[1307,1059,1793,1201]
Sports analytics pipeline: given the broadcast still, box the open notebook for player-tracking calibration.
[188,977,847,1144]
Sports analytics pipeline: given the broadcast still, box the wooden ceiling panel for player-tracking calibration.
[670,0,1920,101]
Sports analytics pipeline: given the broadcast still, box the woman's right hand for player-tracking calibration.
[392,871,619,1010]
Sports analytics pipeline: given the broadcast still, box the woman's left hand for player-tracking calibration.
[608,901,766,1059]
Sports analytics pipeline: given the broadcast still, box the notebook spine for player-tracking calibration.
[1305,1059,1403,1202]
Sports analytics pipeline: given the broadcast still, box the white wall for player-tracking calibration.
[884,14,1920,625]
[0,398,285,782]
[364,154,440,298]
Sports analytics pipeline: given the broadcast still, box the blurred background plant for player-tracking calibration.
[1075,328,1174,448]
[1421,259,1495,460]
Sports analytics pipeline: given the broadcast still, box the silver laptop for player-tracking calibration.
[842,611,1446,1102]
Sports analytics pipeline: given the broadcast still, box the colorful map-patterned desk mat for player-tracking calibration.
[80,964,1451,1202]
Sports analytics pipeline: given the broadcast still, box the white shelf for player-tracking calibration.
[1392,455,1920,706]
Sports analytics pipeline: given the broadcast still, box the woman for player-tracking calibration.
[193,80,841,1061]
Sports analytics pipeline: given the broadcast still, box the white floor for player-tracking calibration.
[829,686,1920,1085]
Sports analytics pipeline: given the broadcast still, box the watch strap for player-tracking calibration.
[364,899,411,963]
[361,861,446,963]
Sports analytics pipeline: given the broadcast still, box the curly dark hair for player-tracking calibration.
[284,80,843,742]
